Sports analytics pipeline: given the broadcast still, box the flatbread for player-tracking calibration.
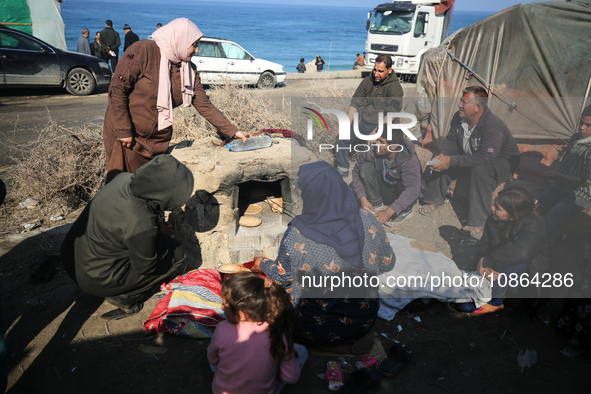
[218,263,250,274]
[244,204,263,215]
[266,197,283,214]
[239,215,262,227]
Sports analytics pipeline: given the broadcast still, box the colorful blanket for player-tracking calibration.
[143,269,225,339]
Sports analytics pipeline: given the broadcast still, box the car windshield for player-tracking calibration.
[370,11,414,34]
[220,43,251,60]
[0,30,47,51]
[198,41,222,57]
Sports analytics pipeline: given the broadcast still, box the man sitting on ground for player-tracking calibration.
[419,86,520,236]
[535,104,591,244]
[335,54,403,177]
[352,129,424,224]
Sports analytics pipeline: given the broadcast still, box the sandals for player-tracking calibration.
[355,353,386,369]
[380,342,412,377]
[472,303,504,315]
[326,361,344,391]
[460,225,484,237]
[418,203,445,216]
[100,302,144,321]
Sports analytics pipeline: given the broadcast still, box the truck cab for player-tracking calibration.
[365,1,454,78]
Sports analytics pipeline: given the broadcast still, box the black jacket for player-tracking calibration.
[124,31,140,52]
[477,214,548,274]
[441,108,521,180]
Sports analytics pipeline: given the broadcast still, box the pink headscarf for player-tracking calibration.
[152,18,203,131]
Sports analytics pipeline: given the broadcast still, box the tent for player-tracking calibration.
[0,0,66,50]
[414,0,591,156]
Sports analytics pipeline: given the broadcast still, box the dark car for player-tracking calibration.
[0,24,111,95]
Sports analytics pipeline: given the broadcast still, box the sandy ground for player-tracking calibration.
[1,75,589,393]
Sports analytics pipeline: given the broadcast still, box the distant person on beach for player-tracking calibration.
[148,23,162,40]
[76,28,91,55]
[535,104,591,243]
[102,18,250,182]
[123,24,140,52]
[296,58,306,73]
[418,86,520,237]
[90,31,103,58]
[352,129,424,224]
[334,54,403,177]
[208,272,306,393]
[61,155,194,320]
[353,52,365,69]
[315,55,325,72]
[100,19,121,72]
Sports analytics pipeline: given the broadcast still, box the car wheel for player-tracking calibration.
[257,71,275,89]
[65,68,96,96]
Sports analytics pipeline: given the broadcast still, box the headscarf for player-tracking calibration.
[152,18,203,131]
[290,161,365,268]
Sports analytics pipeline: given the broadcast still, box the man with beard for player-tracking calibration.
[334,54,403,177]
[352,129,424,223]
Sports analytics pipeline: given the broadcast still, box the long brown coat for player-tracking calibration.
[103,40,238,181]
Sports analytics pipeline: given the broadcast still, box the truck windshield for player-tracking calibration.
[370,11,414,34]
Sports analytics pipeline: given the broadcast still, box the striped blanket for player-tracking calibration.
[143,269,225,339]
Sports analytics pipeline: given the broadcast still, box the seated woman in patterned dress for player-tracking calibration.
[253,161,395,355]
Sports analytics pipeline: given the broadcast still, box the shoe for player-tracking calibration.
[418,203,445,216]
[471,303,504,315]
[460,225,484,237]
[391,209,413,223]
[338,169,349,177]
[340,367,382,394]
[380,342,412,377]
[100,302,144,321]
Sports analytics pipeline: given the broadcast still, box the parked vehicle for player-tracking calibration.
[364,0,454,79]
[192,37,286,89]
[0,24,112,96]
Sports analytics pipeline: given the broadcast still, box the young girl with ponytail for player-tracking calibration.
[207,272,307,394]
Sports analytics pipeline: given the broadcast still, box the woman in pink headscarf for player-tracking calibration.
[103,18,251,182]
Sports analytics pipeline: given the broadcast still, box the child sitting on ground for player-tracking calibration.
[208,272,307,394]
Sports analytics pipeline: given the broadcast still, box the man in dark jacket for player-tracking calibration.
[419,86,521,236]
[352,129,424,223]
[61,155,194,320]
[335,54,403,177]
[90,31,103,59]
[123,24,139,52]
[100,19,121,72]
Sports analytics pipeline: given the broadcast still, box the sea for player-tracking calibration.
[61,0,494,72]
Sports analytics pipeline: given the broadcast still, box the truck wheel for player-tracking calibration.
[257,71,275,89]
[65,68,96,96]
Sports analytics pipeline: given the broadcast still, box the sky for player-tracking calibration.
[217,0,553,12]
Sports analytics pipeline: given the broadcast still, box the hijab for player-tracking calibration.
[152,18,203,131]
[290,161,365,268]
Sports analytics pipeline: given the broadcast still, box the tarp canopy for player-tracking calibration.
[415,0,591,147]
[0,0,66,50]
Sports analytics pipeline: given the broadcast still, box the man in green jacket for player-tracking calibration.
[61,155,194,320]
[100,19,121,72]
[334,54,404,177]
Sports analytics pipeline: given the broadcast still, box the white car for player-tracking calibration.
[192,37,286,89]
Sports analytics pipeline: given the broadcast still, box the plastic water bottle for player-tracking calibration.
[226,135,272,152]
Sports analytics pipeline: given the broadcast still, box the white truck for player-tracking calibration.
[364,0,454,80]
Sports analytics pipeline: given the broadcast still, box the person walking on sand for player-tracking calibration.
[100,20,121,72]
[123,24,140,52]
[77,28,91,55]
[315,55,325,72]
[102,18,251,182]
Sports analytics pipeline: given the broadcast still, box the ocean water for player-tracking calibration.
[61,0,493,71]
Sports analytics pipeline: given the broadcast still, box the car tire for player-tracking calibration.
[65,68,96,96]
[257,71,275,89]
